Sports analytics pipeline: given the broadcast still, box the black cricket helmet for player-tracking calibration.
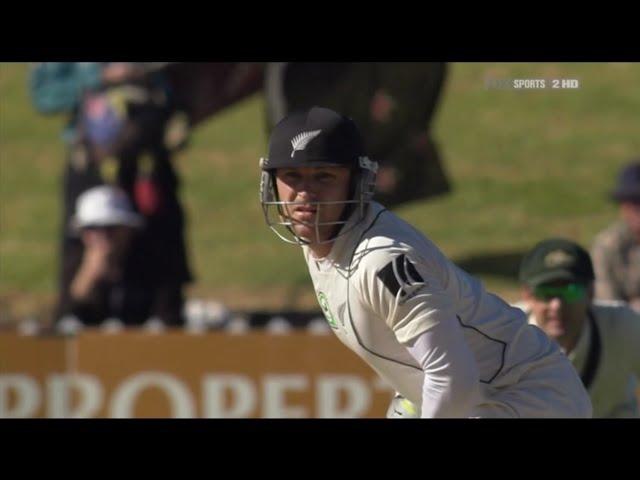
[260,106,378,245]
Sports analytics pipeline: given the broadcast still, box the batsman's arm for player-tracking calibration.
[405,320,480,418]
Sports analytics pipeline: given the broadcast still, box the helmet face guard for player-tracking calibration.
[260,156,378,245]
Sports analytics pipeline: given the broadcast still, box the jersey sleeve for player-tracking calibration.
[406,323,480,417]
[356,246,457,345]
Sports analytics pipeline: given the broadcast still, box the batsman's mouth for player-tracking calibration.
[292,206,318,221]
[294,205,318,213]
[293,213,317,224]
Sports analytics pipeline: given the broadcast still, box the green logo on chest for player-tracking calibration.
[317,291,338,329]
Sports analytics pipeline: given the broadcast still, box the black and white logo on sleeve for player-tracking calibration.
[377,254,427,303]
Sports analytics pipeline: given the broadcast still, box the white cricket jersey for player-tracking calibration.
[517,301,640,418]
[303,202,586,416]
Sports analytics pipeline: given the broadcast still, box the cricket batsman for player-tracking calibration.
[259,106,592,418]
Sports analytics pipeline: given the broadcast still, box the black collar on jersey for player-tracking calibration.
[580,309,602,391]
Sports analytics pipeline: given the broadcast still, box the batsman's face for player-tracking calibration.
[275,166,351,244]
[523,281,590,343]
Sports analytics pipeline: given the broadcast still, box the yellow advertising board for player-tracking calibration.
[0,331,396,418]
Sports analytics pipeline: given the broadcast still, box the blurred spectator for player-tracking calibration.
[518,238,640,417]
[30,63,193,325]
[591,161,640,311]
[55,185,185,326]
[264,62,450,207]
[162,63,263,127]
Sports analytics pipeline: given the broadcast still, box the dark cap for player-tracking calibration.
[610,161,640,203]
[519,238,595,287]
[262,106,365,171]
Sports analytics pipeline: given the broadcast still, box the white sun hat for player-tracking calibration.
[70,185,144,233]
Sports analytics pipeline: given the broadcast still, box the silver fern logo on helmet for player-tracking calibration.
[290,130,322,157]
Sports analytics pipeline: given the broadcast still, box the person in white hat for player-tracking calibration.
[67,186,143,305]
[57,185,187,326]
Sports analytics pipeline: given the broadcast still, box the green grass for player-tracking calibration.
[2,62,639,322]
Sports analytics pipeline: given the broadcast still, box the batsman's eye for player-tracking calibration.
[278,171,301,182]
[314,172,335,182]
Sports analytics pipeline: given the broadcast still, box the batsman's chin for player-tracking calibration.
[292,223,319,243]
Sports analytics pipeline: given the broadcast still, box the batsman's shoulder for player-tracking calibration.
[352,236,420,284]
[351,207,434,282]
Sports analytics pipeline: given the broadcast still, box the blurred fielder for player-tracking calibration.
[517,238,640,417]
[259,106,592,418]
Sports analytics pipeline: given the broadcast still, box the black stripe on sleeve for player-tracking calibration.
[405,257,424,285]
[377,260,401,296]
[394,255,408,285]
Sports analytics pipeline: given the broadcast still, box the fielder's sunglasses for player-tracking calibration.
[533,283,587,303]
